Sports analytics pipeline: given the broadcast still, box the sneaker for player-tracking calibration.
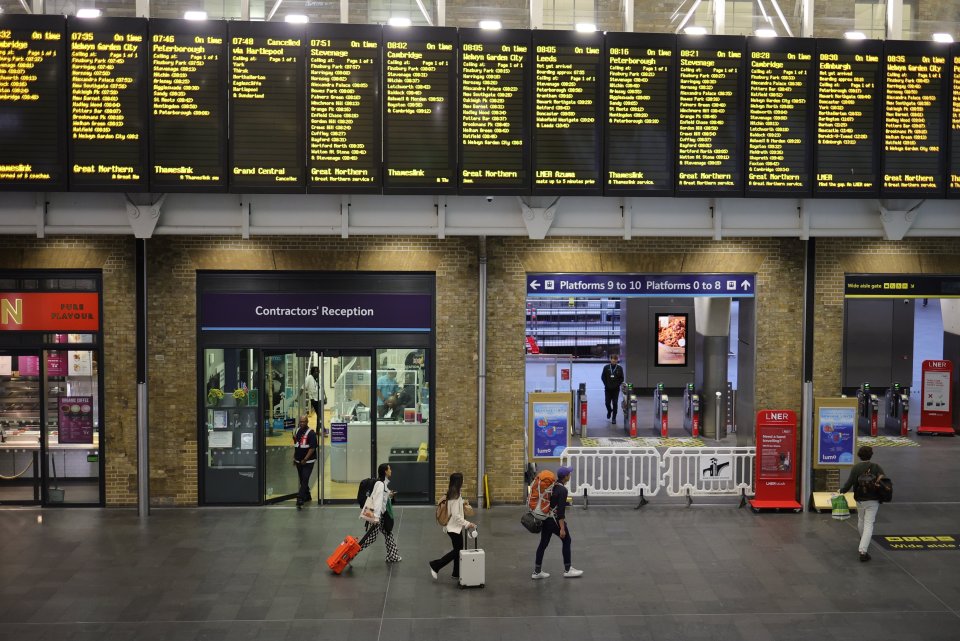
[563,567,584,578]
[429,565,438,580]
[531,571,550,580]
[859,553,871,562]
[387,557,402,563]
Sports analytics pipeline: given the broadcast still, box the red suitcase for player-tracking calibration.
[327,535,362,574]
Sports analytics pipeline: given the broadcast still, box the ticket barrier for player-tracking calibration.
[653,383,669,437]
[574,383,588,437]
[884,383,909,436]
[621,383,638,437]
[683,383,701,438]
[856,383,879,437]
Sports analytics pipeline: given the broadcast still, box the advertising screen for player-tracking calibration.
[655,313,688,367]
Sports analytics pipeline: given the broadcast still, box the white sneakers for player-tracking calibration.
[563,567,584,578]
[531,571,550,580]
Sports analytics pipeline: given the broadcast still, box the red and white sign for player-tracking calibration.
[0,293,100,332]
[918,360,955,435]
[750,409,801,510]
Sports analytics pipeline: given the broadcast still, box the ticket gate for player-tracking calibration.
[574,383,588,437]
[884,383,910,436]
[621,383,638,437]
[683,383,702,437]
[653,383,669,437]
[856,383,879,436]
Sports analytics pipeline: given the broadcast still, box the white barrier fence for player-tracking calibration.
[560,446,756,508]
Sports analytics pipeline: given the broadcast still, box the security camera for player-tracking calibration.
[485,196,494,203]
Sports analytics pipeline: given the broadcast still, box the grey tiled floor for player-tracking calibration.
[2,502,960,641]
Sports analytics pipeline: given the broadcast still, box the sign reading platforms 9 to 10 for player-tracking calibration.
[7,15,960,197]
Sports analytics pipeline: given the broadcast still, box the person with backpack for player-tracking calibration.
[359,464,402,563]
[839,445,886,562]
[429,472,476,581]
[532,466,583,579]
[292,415,317,510]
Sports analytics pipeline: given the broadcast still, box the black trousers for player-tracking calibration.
[536,519,572,569]
[430,531,464,577]
[311,399,322,417]
[296,462,314,504]
[604,388,620,418]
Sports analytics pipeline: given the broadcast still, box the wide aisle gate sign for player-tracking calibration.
[918,359,955,435]
[749,410,801,511]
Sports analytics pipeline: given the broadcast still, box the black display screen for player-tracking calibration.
[149,18,227,192]
[604,32,674,196]
[67,16,148,191]
[307,23,381,194]
[459,28,530,194]
[0,14,66,191]
[676,34,744,195]
[532,30,603,195]
[746,37,813,196]
[951,44,960,196]
[814,39,881,196]
[228,21,304,192]
[383,25,457,194]
[881,40,948,197]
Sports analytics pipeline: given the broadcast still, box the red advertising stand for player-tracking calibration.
[749,410,802,511]
[918,360,956,435]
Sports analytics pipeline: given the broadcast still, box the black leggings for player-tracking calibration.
[535,519,571,569]
[430,531,464,577]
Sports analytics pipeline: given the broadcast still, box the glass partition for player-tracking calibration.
[323,352,373,501]
[263,351,309,502]
[375,348,429,502]
[0,352,41,503]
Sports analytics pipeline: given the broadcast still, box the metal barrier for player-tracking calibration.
[561,447,661,509]
[661,447,755,507]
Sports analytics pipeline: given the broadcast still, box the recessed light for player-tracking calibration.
[684,26,708,36]
[575,23,597,33]
[479,20,502,30]
[184,11,208,21]
[844,31,867,40]
[755,28,777,38]
[933,33,954,43]
[285,14,309,24]
[76,9,102,19]
[388,17,412,27]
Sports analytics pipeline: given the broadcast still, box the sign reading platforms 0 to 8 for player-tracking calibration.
[881,41,948,197]
[68,16,148,191]
[383,26,457,194]
[533,30,603,195]
[605,32,675,195]
[307,24,381,193]
[228,21,304,192]
[459,28,530,194]
[746,37,813,196]
[0,15,66,190]
[149,19,227,192]
[676,35,744,195]
[815,39,881,196]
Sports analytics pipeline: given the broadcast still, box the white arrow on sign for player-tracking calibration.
[530,280,541,290]
[741,280,752,290]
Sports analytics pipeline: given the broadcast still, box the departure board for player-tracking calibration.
[228,21,304,192]
[881,41,948,197]
[951,44,960,196]
[0,15,66,190]
[149,19,227,192]
[676,35,744,195]
[383,26,457,194]
[532,30,603,195]
[814,39,881,196]
[307,24,381,194]
[68,16,148,191]
[746,37,813,196]
[604,32,674,196]
[459,28,530,194]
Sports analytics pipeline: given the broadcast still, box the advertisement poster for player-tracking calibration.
[68,351,93,376]
[58,395,94,444]
[758,425,794,480]
[699,455,733,481]
[817,406,856,466]
[331,422,348,444]
[531,401,569,459]
[923,370,950,411]
[18,355,39,377]
[47,351,67,376]
[0,356,11,376]
[656,313,688,366]
[750,410,800,510]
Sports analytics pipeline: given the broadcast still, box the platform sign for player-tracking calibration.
[750,409,801,510]
[526,273,755,297]
[813,397,858,468]
[527,392,570,461]
[918,359,955,435]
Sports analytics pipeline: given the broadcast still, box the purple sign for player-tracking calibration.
[18,355,39,376]
[200,292,432,332]
[527,273,755,297]
[331,422,348,444]
[58,395,94,444]
[47,351,67,376]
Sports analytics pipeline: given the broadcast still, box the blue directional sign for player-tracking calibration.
[526,273,755,297]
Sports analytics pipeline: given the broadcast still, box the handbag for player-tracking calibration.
[463,500,475,517]
[520,510,543,534]
[831,494,851,520]
[360,496,379,524]
[877,477,893,503]
[382,497,395,533]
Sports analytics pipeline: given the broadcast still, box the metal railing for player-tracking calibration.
[661,446,755,507]
[562,447,661,508]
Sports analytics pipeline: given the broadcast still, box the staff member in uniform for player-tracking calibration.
[292,415,318,510]
[601,354,624,423]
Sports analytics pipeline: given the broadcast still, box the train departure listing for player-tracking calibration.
[150,21,226,190]
[747,43,812,193]
[952,54,960,194]
[606,34,673,193]
[383,28,456,191]
[68,18,147,189]
[308,29,380,191]
[460,32,529,191]
[815,45,879,194]
[533,35,602,191]
[882,47,945,194]
[677,39,743,193]
[229,25,304,190]
[0,15,65,188]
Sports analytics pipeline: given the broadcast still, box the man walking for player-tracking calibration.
[601,353,624,424]
[292,415,317,510]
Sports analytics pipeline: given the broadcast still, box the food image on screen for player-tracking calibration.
[656,314,687,367]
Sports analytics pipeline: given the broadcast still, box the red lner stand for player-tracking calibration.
[749,410,802,511]
[918,360,956,436]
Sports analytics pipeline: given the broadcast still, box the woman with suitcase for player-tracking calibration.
[359,464,402,563]
[429,472,476,581]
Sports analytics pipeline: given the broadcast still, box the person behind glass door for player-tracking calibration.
[429,472,476,582]
[301,365,322,418]
[360,463,402,563]
[376,368,398,412]
[292,415,317,510]
[601,353,624,424]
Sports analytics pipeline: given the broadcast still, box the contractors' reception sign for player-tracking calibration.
[0,293,100,332]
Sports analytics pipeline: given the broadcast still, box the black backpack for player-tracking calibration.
[856,464,881,499]
[357,477,377,507]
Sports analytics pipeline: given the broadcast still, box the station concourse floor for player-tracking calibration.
[2,500,960,641]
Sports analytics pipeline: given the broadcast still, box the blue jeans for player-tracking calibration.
[857,500,879,554]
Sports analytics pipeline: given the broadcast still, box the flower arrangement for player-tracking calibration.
[232,388,247,401]
[207,388,224,406]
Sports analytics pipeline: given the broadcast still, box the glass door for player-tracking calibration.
[0,351,42,504]
[321,351,373,503]
[262,351,313,504]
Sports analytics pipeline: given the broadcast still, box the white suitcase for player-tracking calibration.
[459,532,485,589]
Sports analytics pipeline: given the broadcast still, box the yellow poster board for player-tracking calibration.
[527,392,572,462]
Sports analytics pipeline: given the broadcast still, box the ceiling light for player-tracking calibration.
[844,31,867,40]
[285,14,309,23]
[755,28,777,38]
[684,26,708,35]
[575,23,597,33]
[184,11,208,21]
[933,33,954,43]
[388,17,412,27]
[479,20,502,30]
[76,9,102,18]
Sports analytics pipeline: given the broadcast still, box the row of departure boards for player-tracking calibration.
[3,15,960,197]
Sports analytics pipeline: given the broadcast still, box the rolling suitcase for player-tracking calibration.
[458,531,485,589]
[327,528,373,575]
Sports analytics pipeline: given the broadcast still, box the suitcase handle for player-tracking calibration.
[464,527,479,549]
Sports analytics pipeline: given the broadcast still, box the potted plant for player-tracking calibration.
[232,388,248,407]
[207,388,224,407]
